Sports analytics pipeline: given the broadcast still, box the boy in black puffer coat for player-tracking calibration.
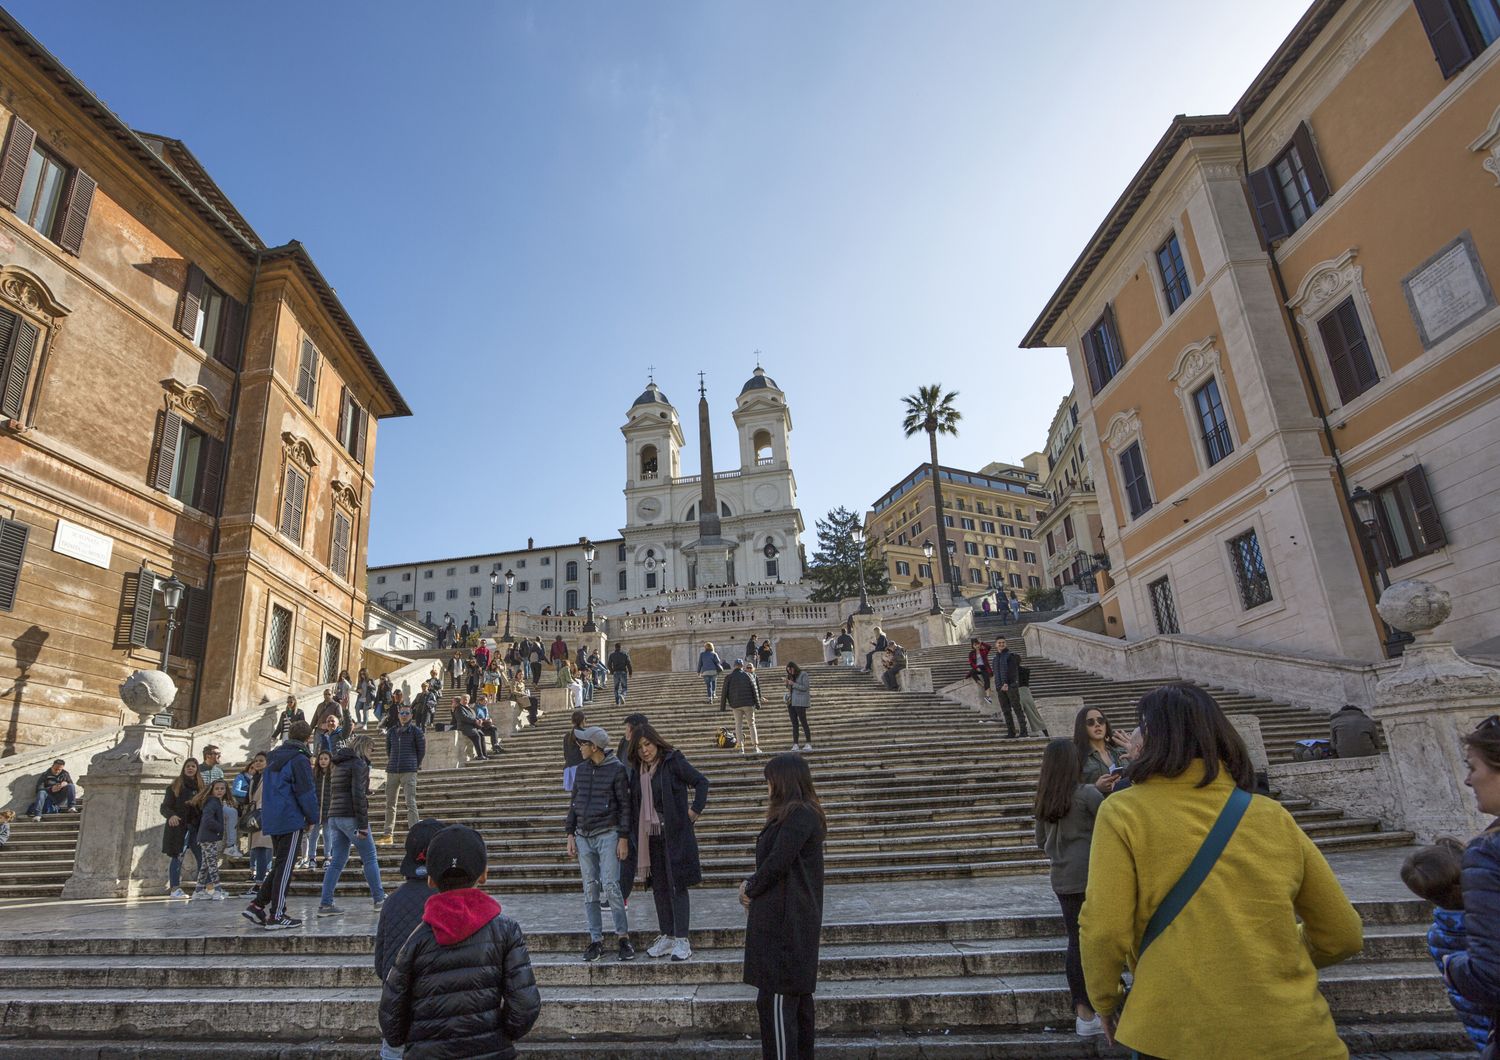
[379,824,541,1058]
[374,818,448,1060]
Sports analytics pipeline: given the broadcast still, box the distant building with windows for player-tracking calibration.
[865,462,1050,598]
[1035,392,1107,592]
[0,9,408,751]
[1022,0,1500,657]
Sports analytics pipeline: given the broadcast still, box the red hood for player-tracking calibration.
[422,888,502,946]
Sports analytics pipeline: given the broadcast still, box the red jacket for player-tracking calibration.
[549,639,567,661]
[968,645,991,673]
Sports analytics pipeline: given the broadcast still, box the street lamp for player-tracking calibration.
[157,575,186,674]
[922,539,941,615]
[945,539,959,597]
[502,569,515,642]
[489,570,499,626]
[852,523,872,615]
[582,539,598,632]
[1348,486,1410,656]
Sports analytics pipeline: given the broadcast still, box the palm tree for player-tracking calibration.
[901,385,962,595]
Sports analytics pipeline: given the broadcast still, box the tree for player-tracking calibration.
[901,384,962,587]
[804,506,893,603]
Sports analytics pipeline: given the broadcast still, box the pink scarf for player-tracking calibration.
[635,760,661,881]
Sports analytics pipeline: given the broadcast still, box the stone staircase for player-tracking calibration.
[0,622,1466,1055]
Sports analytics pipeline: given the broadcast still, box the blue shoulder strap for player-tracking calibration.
[1139,786,1252,957]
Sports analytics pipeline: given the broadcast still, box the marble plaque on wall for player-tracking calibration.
[1402,231,1496,349]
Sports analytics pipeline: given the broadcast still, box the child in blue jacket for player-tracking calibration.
[1402,838,1492,1050]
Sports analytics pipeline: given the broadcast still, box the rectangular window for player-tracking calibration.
[320,632,341,684]
[1024,551,1037,565]
[1019,528,1034,540]
[517,581,529,592]
[1157,234,1191,312]
[14,142,67,239]
[1005,547,1019,561]
[516,559,526,568]
[541,557,551,566]
[960,517,976,531]
[964,541,979,556]
[897,533,907,546]
[1373,465,1447,564]
[766,558,779,578]
[1416,0,1500,77]
[1317,297,1380,404]
[330,510,352,581]
[376,575,386,585]
[1272,144,1320,230]
[446,589,458,600]
[402,593,412,605]
[425,570,434,579]
[1227,529,1273,609]
[1028,575,1041,589]
[969,568,983,584]
[541,578,553,590]
[295,339,319,408]
[1046,530,1056,556]
[194,281,227,360]
[1008,573,1023,587]
[980,520,996,534]
[644,572,656,589]
[337,388,368,464]
[150,411,223,513]
[401,572,411,581]
[423,591,435,602]
[618,543,626,561]
[470,564,481,573]
[1193,378,1235,466]
[1001,525,1014,536]
[1248,123,1330,243]
[984,544,999,559]
[1148,577,1180,634]
[445,567,454,576]
[1119,442,1153,519]
[912,521,922,536]
[918,563,931,578]
[0,517,29,612]
[1082,306,1126,394]
[469,586,482,597]
[279,465,307,546]
[618,569,628,591]
[1063,514,1074,540]
[266,604,293,672]
[895,561,911,576]
[943,515,954,528]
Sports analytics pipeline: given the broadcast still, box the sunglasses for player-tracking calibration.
[1086,717,1107,726]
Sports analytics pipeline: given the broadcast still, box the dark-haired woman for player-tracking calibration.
[1074,705,1130,792]
[740,753,826,1060]
[1441,717,1500,1056]
[785,662,813,752]
[629,722,709,962]
[1034,738,1105,1038]
[1080,684,1362,1057]
[160,757,202,899]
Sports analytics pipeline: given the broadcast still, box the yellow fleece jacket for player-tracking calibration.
[1080,761,1363,1059]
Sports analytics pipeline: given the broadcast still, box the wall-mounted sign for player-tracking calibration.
[53,518,114,569]
[1403,231,1496,349]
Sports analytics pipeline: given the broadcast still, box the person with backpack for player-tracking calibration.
[990,636,1027,738]
[834,629,855,667]
[243,721,320,930]
[1400,839,1492,1050]
[720,659,763,755]
[607,643,633,705]
[1080,684,1362,1054]
[696,642,725,703]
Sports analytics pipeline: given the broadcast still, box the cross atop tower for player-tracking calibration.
[753,349,762,369]
[647,363,656,384]
[698,370,707,397]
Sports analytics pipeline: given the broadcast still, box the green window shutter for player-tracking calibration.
[152,410,183,494]
[0,313,39,420]
[0,518,29,612]
[174,264,205,339]
[0,118,36,210]
[55,169,95,254]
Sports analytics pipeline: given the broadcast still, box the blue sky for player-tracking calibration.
[12,0,1311,564]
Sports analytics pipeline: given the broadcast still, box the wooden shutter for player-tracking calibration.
[1414,0,1476,78]
[126,569,156,647]
[181,584,211,659]
[1290,122,1330,206]
[296,339,318,404]
[0,314,39,420]
[331,510,351,580]
[55,169,95,254]
[1102,304,1124,373]
[216,297,244,370]
[151,410,184,493]
[196,435,225,513]
[1318,299,1377,404]
[1403,464,1447,550]
[1080,330,1104,395]
[280,466,306,543]
[353,406,368,465]
[0,518,28,612]
[336,386,350,447]
[0,118,36,210]
[1247,165,1290,245]
[175,264,205,338]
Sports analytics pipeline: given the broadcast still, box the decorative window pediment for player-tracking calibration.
[161,379,228,438]
[281,430,318,470]
[1287,249,1362,319]
[1469,105,1500,187]
[330,478,362,510]
[1168,336,1221,396]
[1101,407,1141,455]
[0,264,70,324]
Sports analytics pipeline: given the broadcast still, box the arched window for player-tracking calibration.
[565,589,579,611]
[685,504,696,522]
[565,560,578,582]
[753,429,773,465]
[640,445,659,479]
[720,500,731,517]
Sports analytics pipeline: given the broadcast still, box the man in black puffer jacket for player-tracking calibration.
[316,735,386,917]
[380,824,541,1058]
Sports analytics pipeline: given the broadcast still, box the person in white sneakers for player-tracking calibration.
[627,722,709,962]
[719,660,762,755]
[784,662,813,752]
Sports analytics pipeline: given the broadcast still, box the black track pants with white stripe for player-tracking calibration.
[756,990,814,1059]
[254,830,300,919]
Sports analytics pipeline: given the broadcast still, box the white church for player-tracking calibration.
[366,367,807,619]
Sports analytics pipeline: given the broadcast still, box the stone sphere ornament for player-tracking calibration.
[1377,579,1452,635]
[118,669,179,722]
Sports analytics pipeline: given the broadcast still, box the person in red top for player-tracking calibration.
[550,636,569,674]
[967,638,993,706]
[474,641,491,671]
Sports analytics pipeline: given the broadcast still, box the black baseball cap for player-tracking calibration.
[399,818,449,878]
[427,824,487,889]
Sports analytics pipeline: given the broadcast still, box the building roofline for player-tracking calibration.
[367,536,628,572]
[132,131,262,247]
[867,461,1048,514]
[1020,0,1345,348]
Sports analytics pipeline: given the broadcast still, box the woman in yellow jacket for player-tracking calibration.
[1080,684,1364,1058]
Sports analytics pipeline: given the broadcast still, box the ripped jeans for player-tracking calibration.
[575,829,630,941]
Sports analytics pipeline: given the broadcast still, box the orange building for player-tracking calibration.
[1023,0,1499,659]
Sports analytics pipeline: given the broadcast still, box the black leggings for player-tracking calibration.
[787,705,811,744]
[648,835,690,937]
[757,989,814,1060]
[1056,891,1088,1011]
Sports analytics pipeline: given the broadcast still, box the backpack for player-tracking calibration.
[1292,739,1335,762]
[715,728,738,749]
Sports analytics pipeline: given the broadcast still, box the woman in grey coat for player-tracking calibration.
[784,662,813,752]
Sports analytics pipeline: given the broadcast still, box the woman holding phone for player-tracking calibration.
[1074,705,1131,793]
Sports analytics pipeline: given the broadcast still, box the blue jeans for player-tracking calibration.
[249,846,272,881]
[576,830,629,940]
[702,673,718,700]
[30,783,76,816]
[304,822,324,863]
[319,817,385,905]
[168,833,201,890]
[613,672,629,705]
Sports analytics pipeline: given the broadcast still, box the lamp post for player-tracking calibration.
[922,539,941,615]
[488,570,499,626]
[852,524,872,615]
[983,557,994,603]
[945,539,959,600]
[582,539,598,632]
[502,569,515,642]
[157,575,186,674]
[1348,486,1412,656]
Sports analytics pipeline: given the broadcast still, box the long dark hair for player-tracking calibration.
[1034,739,1082,823]
[1072,705,1115,765]
[169,758,200,798]
[785,661,802,679]
[1128,684,1253,790]
[628,721,676,769]
[764,753,825,828]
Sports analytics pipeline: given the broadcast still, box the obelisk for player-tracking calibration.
[684,373,734,587]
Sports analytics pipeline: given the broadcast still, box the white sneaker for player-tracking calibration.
[646,934,675,958]
[190,889,209,901]
[1075,1015,1104,1037]
[802,743,813,752]
[169,888,187,899]
[791,743,800,752]
[670,937,693,962]
[209,890,227,901]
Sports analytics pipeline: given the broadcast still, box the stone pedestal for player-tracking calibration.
[897,667,933,693]
[851,614,881,665]
[578,630,608,662]
[1228,714,1269,775]
[540,685,573,718]
[1372,580,1500,841]
[1035,696,1085,741]
[425,730,475,771]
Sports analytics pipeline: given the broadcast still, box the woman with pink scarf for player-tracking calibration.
[627,721,709,963]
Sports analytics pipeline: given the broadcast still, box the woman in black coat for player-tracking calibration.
[740,752,826,1060]
[628,722,709,962]
[159,757,202,898]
